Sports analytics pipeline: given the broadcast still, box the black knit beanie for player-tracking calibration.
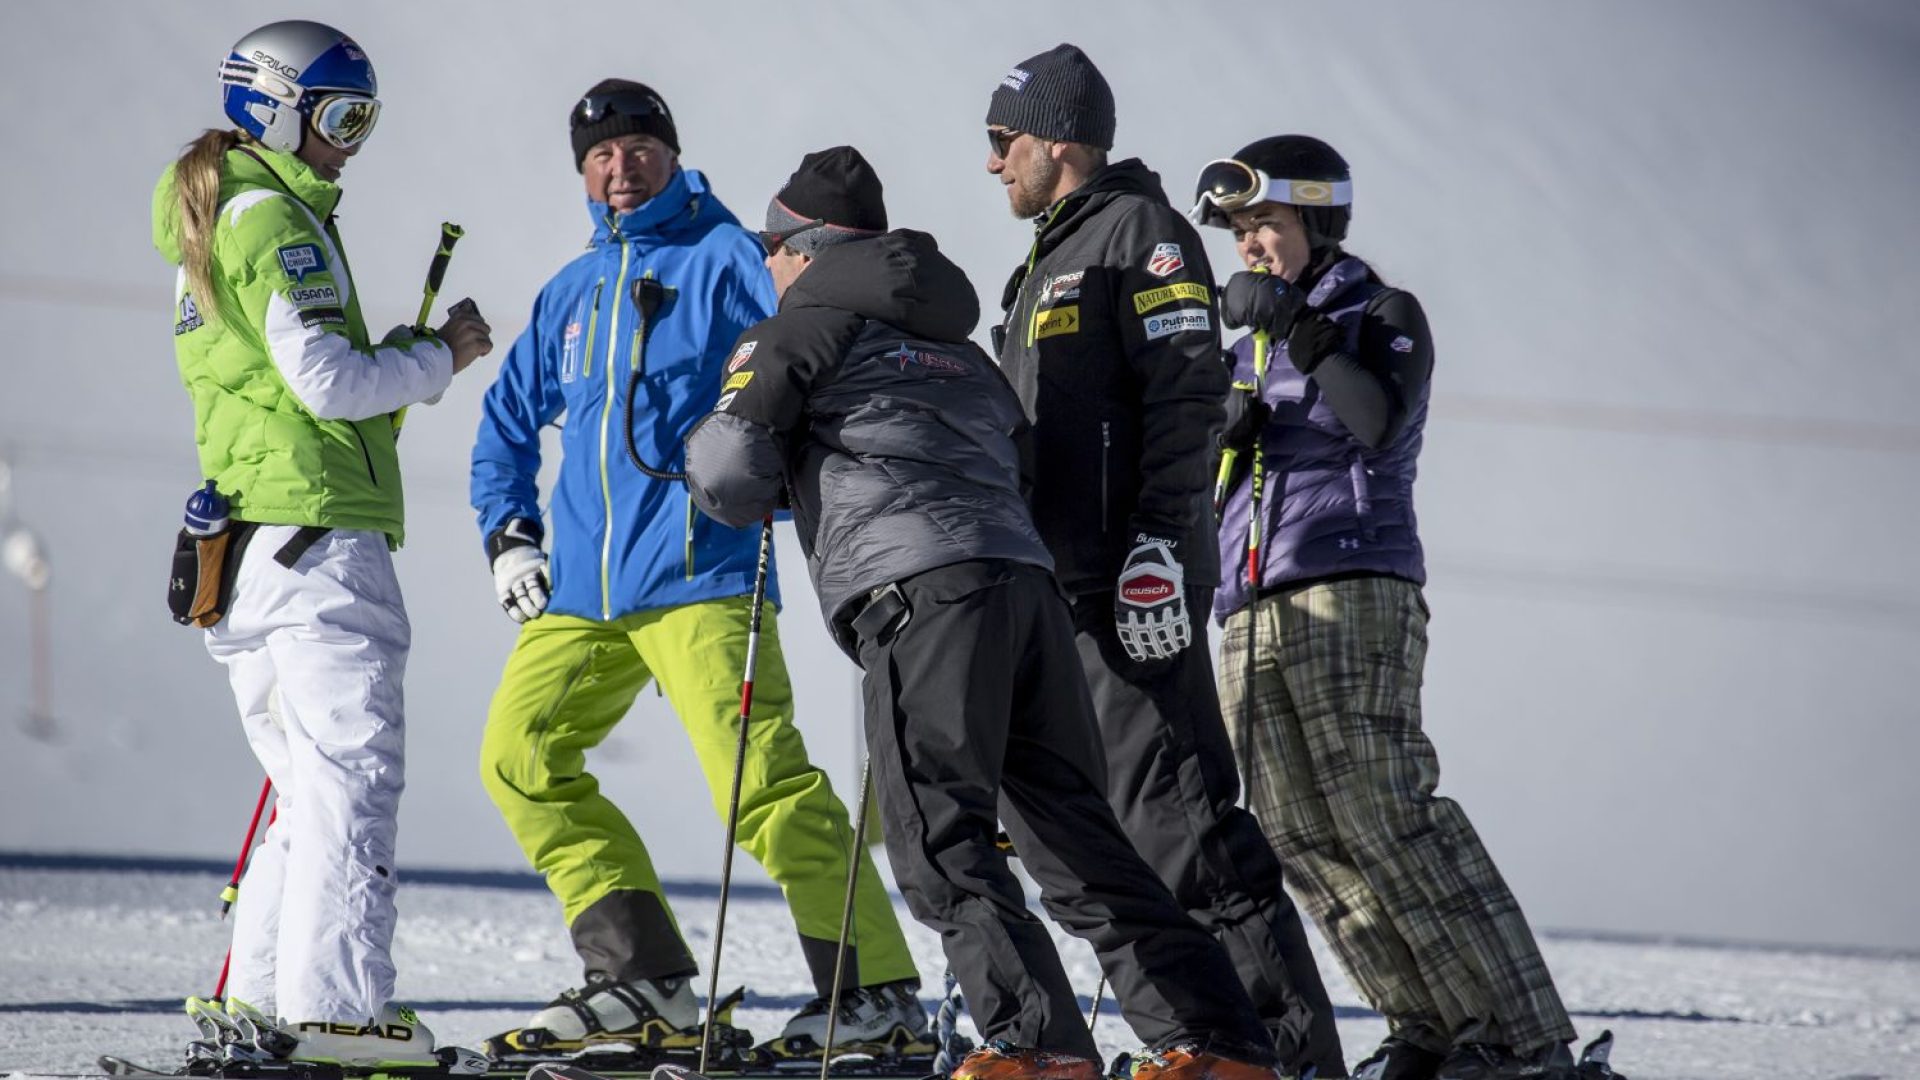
[570,79,679,171]
[985,44,1115,150]
[763,146,888,256]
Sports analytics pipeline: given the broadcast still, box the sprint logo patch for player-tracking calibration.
[1141,309,1210,341]
[1035,305,1080,340]
[724,370,754,392]
[1132,282,1210,314]
[276,243,325,283]
[288,284,340,309]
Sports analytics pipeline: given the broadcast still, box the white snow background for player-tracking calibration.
[2,1,1918,1076]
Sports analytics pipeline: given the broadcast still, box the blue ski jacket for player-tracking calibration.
[471,167,780,621]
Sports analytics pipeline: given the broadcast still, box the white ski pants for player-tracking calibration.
[204,526,410,1024]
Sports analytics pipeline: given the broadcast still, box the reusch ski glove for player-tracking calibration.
[487,517,550,624]
[1115,536,1190,662]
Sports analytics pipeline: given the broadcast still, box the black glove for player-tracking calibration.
[1220,382,1271,457]
[1285,310,1347,375]
[1221,271,1307,337]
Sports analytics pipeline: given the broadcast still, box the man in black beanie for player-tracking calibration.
[471,88,928,1064]
[688,146,1283,1080]
[982,44,1348,1079]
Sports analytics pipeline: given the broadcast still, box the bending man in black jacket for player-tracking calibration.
[982,45,1344,1078]
[685,146,1281,1080]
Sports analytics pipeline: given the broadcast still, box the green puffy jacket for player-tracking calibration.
[152,142,452,545]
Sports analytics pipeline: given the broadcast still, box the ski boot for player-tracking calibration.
[953,1040,1103,1080]
[1351,1035,1446,1080]
[1127,1043,1283,1080]
[1433,1031,1622,1080]
[755,978,938,1065]
[485,975,754,1066]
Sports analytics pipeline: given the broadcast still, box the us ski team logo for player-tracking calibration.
[727,341,757,372]
[1146,243,1184,278]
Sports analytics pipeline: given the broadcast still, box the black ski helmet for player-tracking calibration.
[1225,134,1352,250]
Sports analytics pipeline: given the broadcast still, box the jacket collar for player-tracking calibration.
[587,166,708,243]
[228,143,343,220]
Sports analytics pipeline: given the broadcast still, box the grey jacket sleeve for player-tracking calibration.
[685,410,784,529]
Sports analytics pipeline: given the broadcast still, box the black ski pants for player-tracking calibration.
[1070,588,1347,1077]
[853,560,1272,1063]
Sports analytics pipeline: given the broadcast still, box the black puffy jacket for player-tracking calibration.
[686,230,1050,651]
[994,159,1227,595]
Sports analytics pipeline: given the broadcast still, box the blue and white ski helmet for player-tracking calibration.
[218,20,378,154]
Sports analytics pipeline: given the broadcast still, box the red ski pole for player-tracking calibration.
[699,516,775,1072]
[212,778,274,999]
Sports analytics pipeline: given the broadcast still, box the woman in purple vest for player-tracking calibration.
[1192,136,1583,1080]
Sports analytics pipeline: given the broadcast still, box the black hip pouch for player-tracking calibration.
[167,522,256,628]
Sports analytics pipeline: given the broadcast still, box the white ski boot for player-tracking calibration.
[487,974,702,1055]
[287,1001,439,1067]
[763,979,932,1060]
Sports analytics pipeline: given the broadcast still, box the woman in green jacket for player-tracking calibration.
[152,19,490,1068]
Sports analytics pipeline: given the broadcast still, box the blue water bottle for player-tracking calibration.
[184,480,230,538]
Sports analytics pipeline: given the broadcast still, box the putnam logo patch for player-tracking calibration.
[723,370,754,392]
[1132,281,1210,314]
[1141,309,1210,341]
[1146,243,1184,279]
[727,340,757,373]
[276,243,325,283]
[1035,305,1080,340]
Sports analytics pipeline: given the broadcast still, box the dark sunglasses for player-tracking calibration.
[571,88,669,129]
[987,127,1024,158]
[758,217,826,256]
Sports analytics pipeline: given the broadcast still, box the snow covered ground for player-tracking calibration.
[2,860,1915,1079]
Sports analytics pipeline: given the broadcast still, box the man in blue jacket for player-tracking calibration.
[469,79,925,1060]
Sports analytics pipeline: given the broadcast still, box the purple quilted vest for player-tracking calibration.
[1214,256,1428,622]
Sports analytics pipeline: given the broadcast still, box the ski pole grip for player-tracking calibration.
[413,222,465,331]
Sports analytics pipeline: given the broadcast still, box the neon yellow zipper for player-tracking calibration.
[684,497,697,581]
[581,280,604,377]
[597,243,632,620]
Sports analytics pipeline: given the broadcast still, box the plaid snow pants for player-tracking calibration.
[1218,575,1575,1055]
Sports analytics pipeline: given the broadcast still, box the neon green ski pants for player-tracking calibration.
[479,595,915,993]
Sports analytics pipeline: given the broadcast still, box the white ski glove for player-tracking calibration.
[487,517,550,624]
[1115,536,1191,663]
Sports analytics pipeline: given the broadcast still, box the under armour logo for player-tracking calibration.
[1337,538,1361,550]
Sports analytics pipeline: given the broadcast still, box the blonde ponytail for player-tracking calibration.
[174,128,243,324]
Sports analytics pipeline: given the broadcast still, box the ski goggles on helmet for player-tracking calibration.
[571,87,668,129]
[1187,158,1353,228]
[310,93,381,150]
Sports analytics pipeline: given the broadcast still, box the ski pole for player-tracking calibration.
[218,778,273,919]
[699,515,776,1073]
[213,785,276,999]
[1237,323,1273,796]
[412,222,465,332]
[820,753,876,1080]
[1213,266,1275,516]
[1086,974,1107,1029]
